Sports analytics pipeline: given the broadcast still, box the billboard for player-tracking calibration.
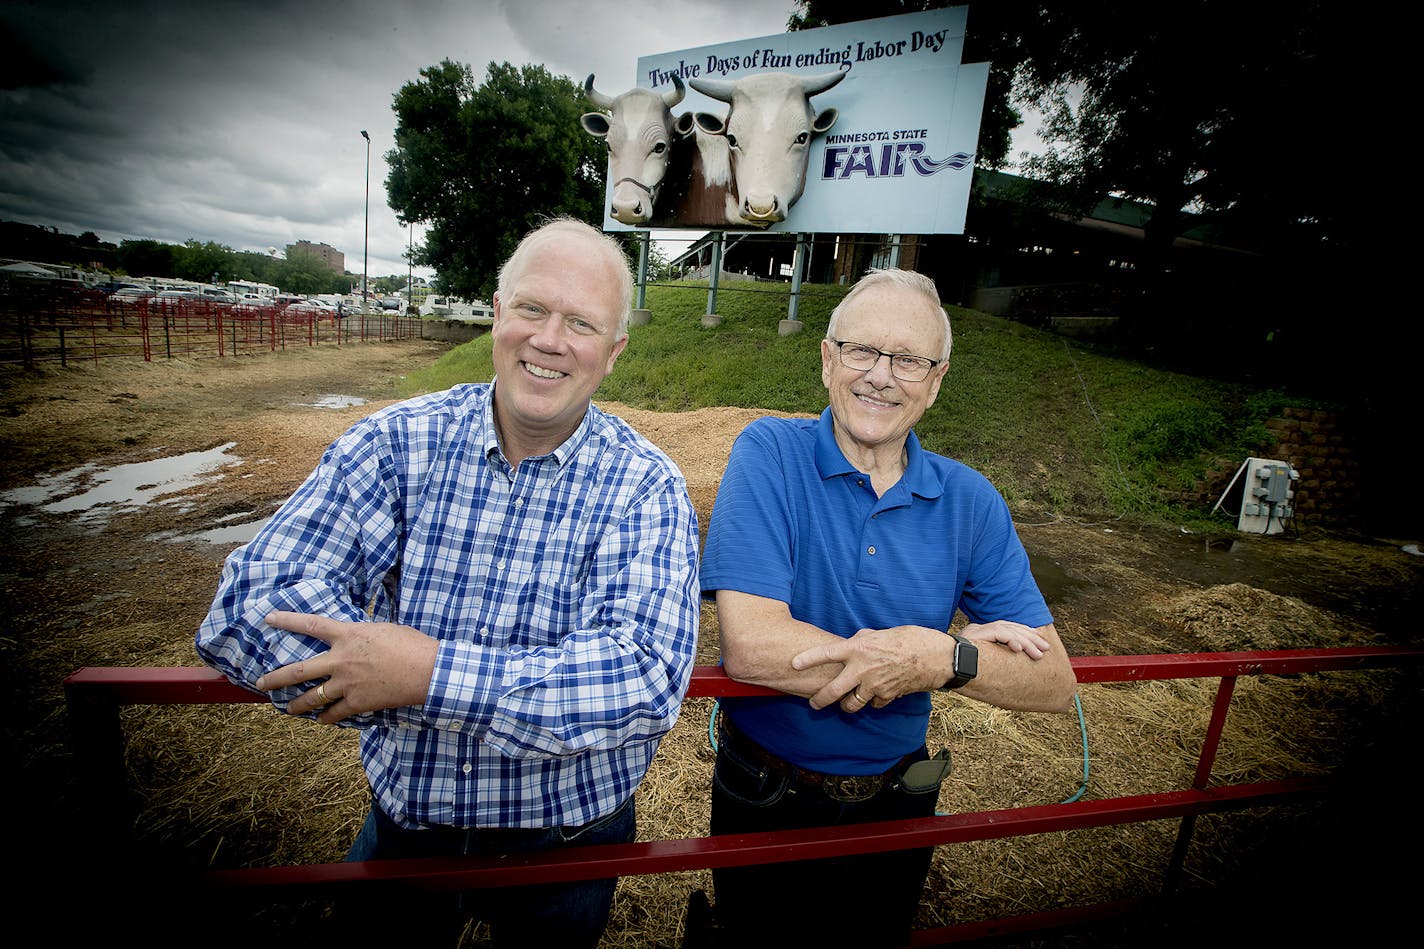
[585,7,987,235]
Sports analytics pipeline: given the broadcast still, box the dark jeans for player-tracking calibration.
[337,794,635,948]
[709,722,942,948]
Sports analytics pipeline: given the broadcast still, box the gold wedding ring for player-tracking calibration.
[316,682,330,704]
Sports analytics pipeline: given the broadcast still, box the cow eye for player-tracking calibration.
[652,142,667,154]
[726,133,739,149]
[794,131,809,145]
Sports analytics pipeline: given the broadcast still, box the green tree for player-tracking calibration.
[386,60,606,302]
[645,239,672,282]
[115,239,178,279]
[174,239,234,283]
[998,3,1354,262]
[788,0,1373,372]
[791,1,1357,261]
[274,253,344,295]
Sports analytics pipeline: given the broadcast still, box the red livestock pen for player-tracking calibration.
[63,646,1423,945]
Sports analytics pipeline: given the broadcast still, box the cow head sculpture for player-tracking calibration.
[688,70,845,227]
[581,74,686,226]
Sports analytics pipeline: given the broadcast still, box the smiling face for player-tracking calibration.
[820,283,949,465]
[490,230,628,463]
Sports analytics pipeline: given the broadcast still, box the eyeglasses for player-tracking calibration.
[831,340,941,382]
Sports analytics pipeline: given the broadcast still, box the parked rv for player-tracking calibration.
[419,295,493,324]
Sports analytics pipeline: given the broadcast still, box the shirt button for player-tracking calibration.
[868,546,877,555]
[462,762,472,774]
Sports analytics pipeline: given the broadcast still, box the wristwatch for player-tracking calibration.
[942,634,979,689]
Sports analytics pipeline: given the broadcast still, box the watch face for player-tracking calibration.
[955,637,978,679]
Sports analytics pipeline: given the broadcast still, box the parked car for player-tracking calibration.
[379,296,403,311]
[154,289,201,308]
[109,286,156,303]
[282,301,329,318]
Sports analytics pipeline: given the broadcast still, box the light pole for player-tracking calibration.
[360,129,370,312]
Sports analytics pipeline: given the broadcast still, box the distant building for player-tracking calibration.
[286,240,345,272]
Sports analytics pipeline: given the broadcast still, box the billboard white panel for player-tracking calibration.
[596,8,985,235]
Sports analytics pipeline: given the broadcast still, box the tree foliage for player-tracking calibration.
[998,2,1355,260]
[789,1,1359,260]
[107,237,355,294]
[385,61,606,302]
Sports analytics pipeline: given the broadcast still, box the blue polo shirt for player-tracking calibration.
[701,409,1052,774]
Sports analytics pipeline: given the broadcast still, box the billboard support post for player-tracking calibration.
[701,232,724,327]
[631,231,651,326]
[780,232,808,336]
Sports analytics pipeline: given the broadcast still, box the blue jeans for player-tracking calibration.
[709,721,941,948]
[341,794,635,948]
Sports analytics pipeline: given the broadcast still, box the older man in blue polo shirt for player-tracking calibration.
[699,267,1077,947]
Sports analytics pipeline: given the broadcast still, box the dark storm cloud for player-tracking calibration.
[1,0,794,277]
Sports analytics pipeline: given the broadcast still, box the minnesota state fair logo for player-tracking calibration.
[821,128,974,179]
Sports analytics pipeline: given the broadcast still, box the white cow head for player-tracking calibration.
[582,74,686,225]
[688,70,844,227]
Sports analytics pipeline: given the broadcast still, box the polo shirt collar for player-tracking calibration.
[812,406,943,500]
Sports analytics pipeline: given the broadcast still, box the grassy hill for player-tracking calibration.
[402,279,1309,527]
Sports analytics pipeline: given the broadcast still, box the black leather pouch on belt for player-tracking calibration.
[898,748,953,792]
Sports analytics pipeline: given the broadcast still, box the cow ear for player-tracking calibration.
[812,108,839,135]
[580,113,610,138]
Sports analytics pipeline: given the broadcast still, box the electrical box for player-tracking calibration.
[1237,457,1298,534]
[1212,457,1299,535]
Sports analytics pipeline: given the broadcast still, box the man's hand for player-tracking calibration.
[960,620,1052,658]
[255,611,440,725]
[792,625,954,713]
[791,620,1057,714]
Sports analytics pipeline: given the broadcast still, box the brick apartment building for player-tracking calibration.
[286,240,345,272]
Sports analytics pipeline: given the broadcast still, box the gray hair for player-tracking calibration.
[826,268,952,363]
[497,216,633,338]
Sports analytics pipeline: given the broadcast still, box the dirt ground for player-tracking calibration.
[3,340,1421,946]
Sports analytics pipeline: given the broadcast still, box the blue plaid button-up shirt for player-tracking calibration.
[196,383,699,829]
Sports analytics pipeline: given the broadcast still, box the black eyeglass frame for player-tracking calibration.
[830,339,942,382]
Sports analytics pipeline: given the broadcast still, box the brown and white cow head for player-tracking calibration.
[688,70,844,227]
[581,74,686,226]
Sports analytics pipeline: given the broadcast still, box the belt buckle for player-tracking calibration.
[821,772,881,803]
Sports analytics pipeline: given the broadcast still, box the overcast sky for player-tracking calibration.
[0,0,804,281]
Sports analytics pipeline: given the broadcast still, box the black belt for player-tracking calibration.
[718,714,916,803]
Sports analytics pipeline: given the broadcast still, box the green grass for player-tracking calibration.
[400,279,1301,527]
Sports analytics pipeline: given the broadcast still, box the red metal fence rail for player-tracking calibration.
[63,646,1423,945]
[1,291,424,366]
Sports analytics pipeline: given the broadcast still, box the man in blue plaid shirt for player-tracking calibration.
[196,218,700,946]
